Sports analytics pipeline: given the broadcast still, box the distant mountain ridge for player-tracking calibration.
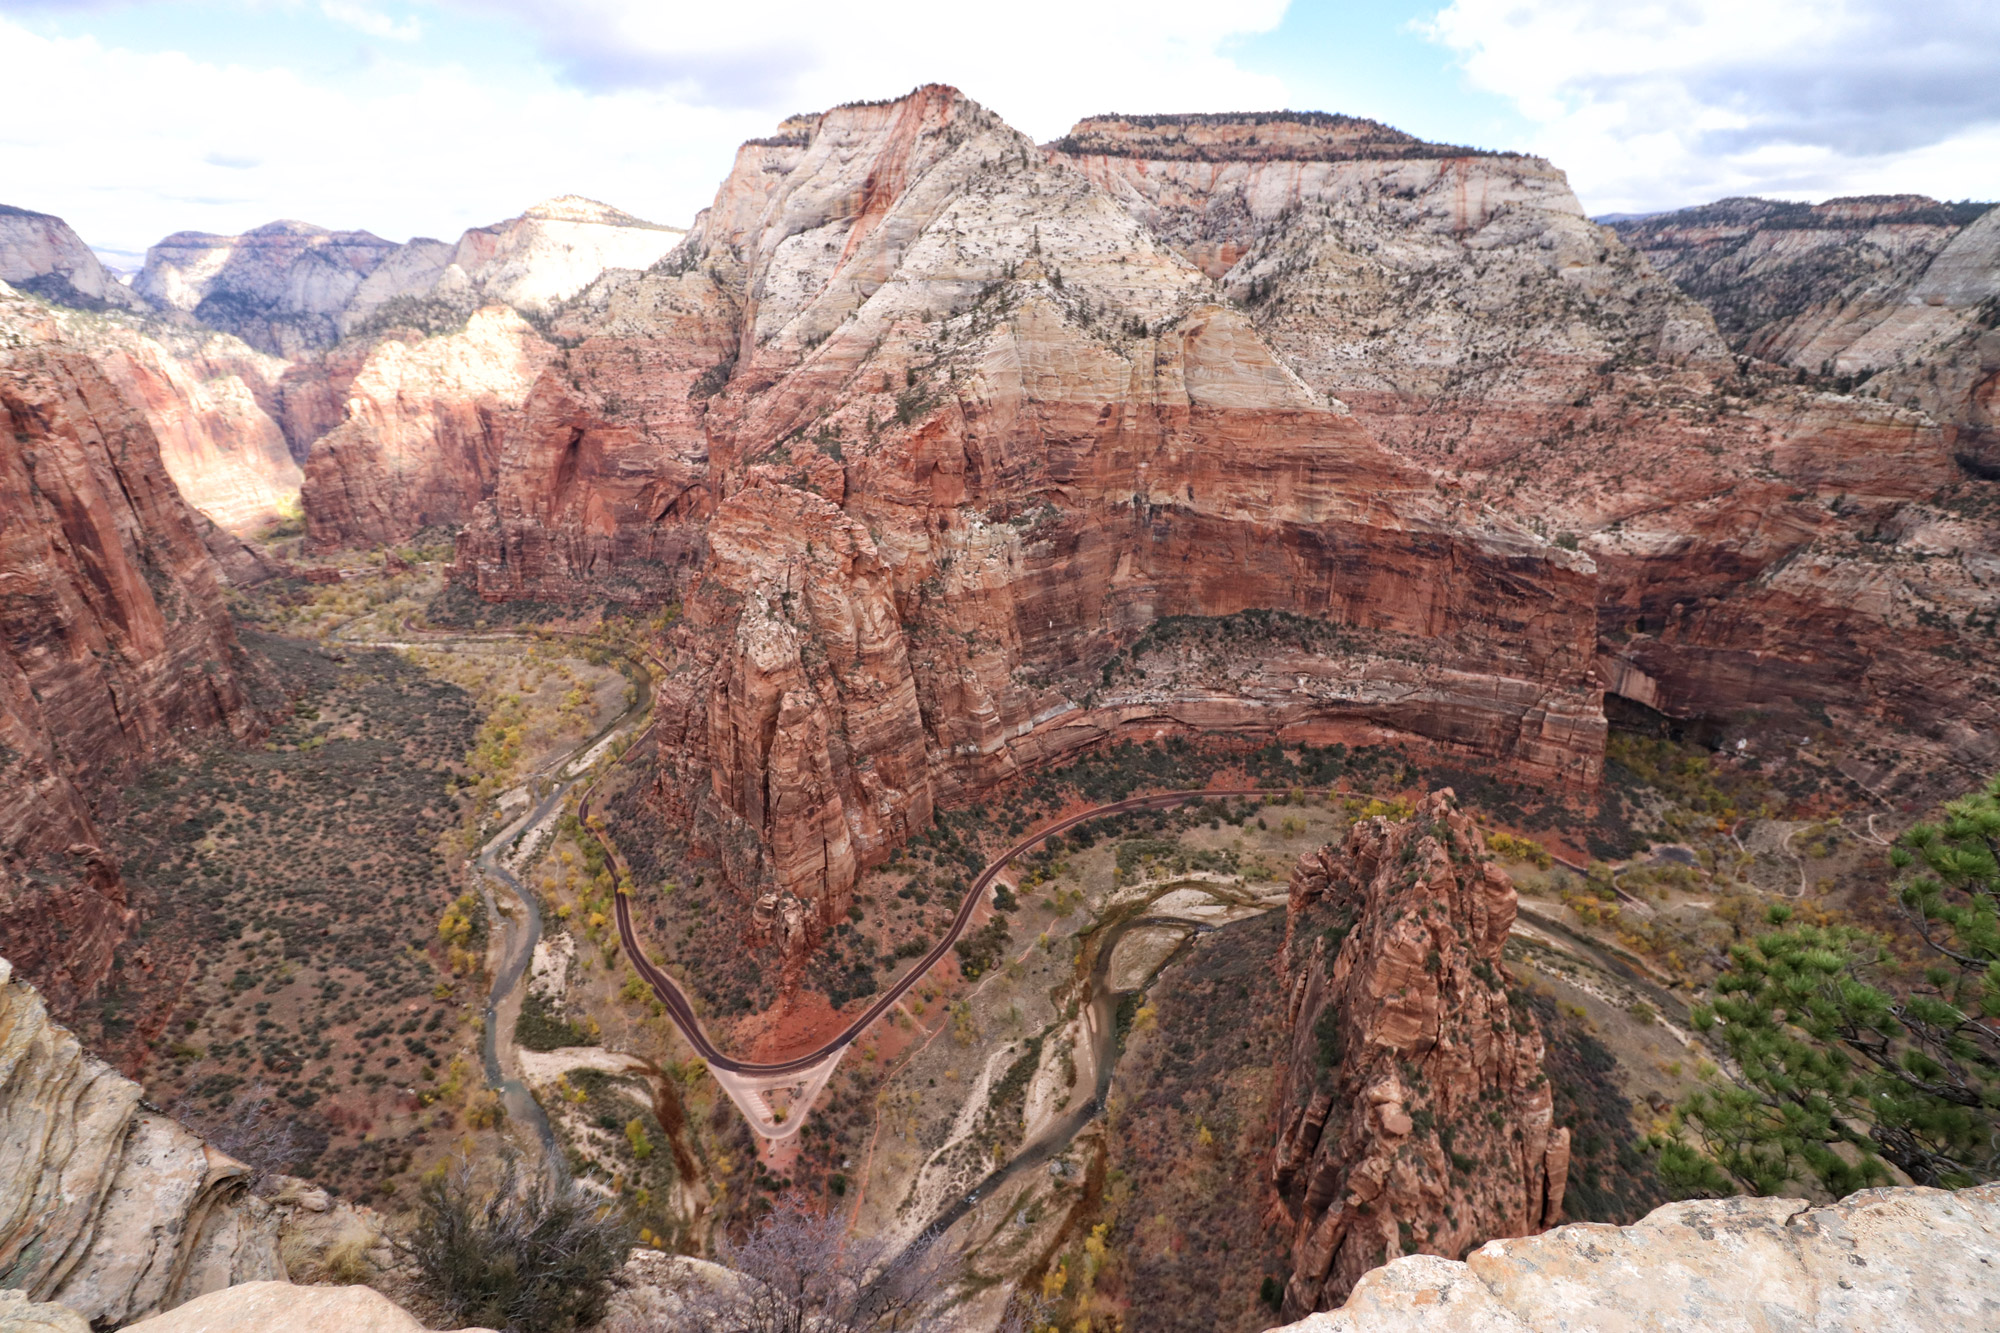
[0,196,687,542]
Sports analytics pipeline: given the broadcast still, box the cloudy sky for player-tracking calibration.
[3,0,1996,266]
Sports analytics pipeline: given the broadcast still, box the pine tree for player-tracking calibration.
[1658,775,2000,1195]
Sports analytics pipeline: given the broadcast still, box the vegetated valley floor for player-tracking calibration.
[89,628,490,1200]
[66,549,1941,1310]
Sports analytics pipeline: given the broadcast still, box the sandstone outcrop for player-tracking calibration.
[301,307,556,547]
[0,206,143,312]
[1,203,306,534]
[0,1290,89,1333]
[1270,791,1568,1318]
[132,199,683,361]
[141,199,686,547]
[0,960,378,1328]
[120,1282,494,1333]
[457,88,1604,967]
[0,285,261,1014]
[1613,196,2000,476]
[1283,1182,2000,1333]
[1055,115,1996,784]
[340,195,685,338]
[60,321,300,535]
[135,221,401,358]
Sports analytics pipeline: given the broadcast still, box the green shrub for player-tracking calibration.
[404,1157,630,1332]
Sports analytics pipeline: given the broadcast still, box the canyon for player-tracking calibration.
[0,285,264,1018]
[1,199,682,547]
[1612,195,2000,476]
[457,88,1605,961]
[1053,115,1998,791]
[1,78,1998,1333]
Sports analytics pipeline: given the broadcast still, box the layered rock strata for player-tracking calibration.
[135,221,400,358]
[0,960,363,1327]
[1270,791,1568,1318]
[1285,1182,2000,1333]
[62,321,300,535]
[457,87,1604,963]
[301,307,556,547]
[0,206,143,312]
[0,286,261,1013]
[133,199,683,359]
[338,195,685,339]
[1613,195,2000,475]
[1055,116,1996,782]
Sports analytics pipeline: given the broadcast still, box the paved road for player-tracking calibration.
[606,786,1304,1077]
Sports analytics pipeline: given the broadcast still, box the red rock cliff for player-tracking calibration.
[1055,115,1996,784]
[456,88,1606,958]
[1270,790,1568,1318]
[0,287,261,1016]
[301,307,556,548]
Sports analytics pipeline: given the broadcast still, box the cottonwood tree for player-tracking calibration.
[1660,775,2000,1195]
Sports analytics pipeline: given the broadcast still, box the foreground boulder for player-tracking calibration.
[0,960,377,1327]
[0,1290,88,1333]
[1271,791,1569,1317]
[1282,1182,2000,1332]
[119,1281,494,1333]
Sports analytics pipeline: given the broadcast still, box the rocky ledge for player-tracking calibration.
[1281,1181,2000,1332]
[0,959,379,1328]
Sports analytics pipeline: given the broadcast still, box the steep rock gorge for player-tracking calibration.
[1054,116,1996,785]
[0,287,262,1017]
[1270,791,1568,1319]
[49,320,301,537]
[455,87,1604,957]
[0,211,302,537]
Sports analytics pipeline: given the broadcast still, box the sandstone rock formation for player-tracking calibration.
[1613,196,2000,476]
[1270,791,1568,1318]
[340,195,685,338]
[135,221,401,358]
[456,87,1604,966]
[1283,1182,2000,1333]
[133,199,684,360]
[0,206,143,312]
[0,1290,89,1333]
[0,285,261,1014]
[120,1281,495,1333]
[55,320,301,536]
[133,199,686,547]
[1054,114,1996,786]
[301,307,556,547]
[0,960,376,1328]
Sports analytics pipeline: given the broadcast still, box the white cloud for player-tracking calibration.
[321,1,423,41]
[0,18,763,253]
[445,0,1291,134]
[1425,0,2000,211]
[0,1,1292,256]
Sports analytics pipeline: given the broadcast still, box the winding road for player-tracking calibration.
[605,787,1303,1082]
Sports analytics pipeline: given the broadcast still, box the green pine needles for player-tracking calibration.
[1658,775,2000,1197]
